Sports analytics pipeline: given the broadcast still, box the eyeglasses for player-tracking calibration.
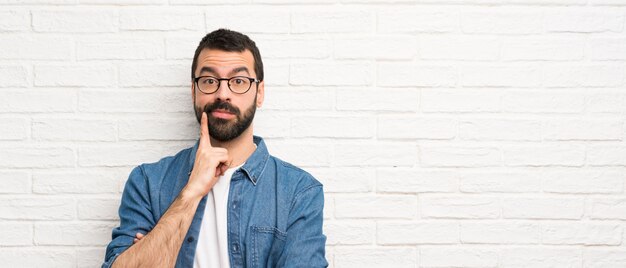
[194,76,260,94]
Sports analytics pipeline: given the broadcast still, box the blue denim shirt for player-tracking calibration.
[102,136,328,268]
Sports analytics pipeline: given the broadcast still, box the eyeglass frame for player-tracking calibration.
[193,75,261,95]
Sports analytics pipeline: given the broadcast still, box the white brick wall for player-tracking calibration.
[1,1,625,268]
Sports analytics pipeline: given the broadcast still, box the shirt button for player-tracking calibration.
[187,236,194,243]
[232,244,239,252]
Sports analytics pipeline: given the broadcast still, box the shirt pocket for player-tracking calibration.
[250,226,287,268]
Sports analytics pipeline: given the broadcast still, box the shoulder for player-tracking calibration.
[128,144,195,186]
[269,155,323,195]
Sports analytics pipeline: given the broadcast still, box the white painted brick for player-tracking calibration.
[324,195,334,220]
[418,36,499,61]
[77,248,105,268]
[544,118,623,141]
[378,10,458,33]
[81,0,164,3]
[292,11,374,33]
[334,35,416,60]
[291,62,372,86]
[588,146,626,166]
[78,142,187,167]
[0,10,30,31]
[170,0,244,4]
[0,65,29,87]
[207,10,289,33]
[0,146,75,168]
[591,198,626,220]
[460,118,542,141]
[587,91,625,113]
[335,195,417,219]
[119,116,197,141]
[119,63,187,87]
[460,65,541,87]
[543,65,625,88]
[460,221,540,244]
[420,246,498,267]
[590,38,626,60]
[378,116,456,140]
[265,141,332,167]
[254,112,290,138]
[420,196,500,219]
[334,143,417,167]
[0,117,28,140]
[165,37,198,59]
[460,171,542,193]
[335,248,416,268]
[77,37,164,60]
[78,198,119,220]
[32,10,118,33]
[377,221,458,245]
[259,37,330,59]
[503,90,584,113]
[253,88,332,111]
[255,0,333,3]
[421,89,501,113]
[376,169,457,193]
[591,0,626,4]
[503,197,584,219]
[420,146,500,167]
[501,37,585,61]
[0,222,32,246]
[32,117,117,141]
[503,145,585,167]
[584,249,626,268]
[307,167,375,193]
[0,89,76,113]
[336,88,419,112]
[0,171,30,193]
[32,170,120,194]
[120,9,203,31]
[0,35,73,60]
[324,221,374,245]
[35,222,115,246]
[378,63,456,87]
[545,10,624,33]
[502,248,583,267]
[461,11,543,34]
[0,249,74,268]
[542,222,621,245]
[262,61,289,86]
[34,65,116,87]
[292,116,375,138]
[0,197,75,220]
[543,170,624,194]
[79,89,189,113]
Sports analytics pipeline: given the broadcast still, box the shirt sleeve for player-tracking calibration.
[102,165,157,268]
[277,184,328,268]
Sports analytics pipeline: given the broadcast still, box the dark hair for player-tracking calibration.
[191,28,263,81]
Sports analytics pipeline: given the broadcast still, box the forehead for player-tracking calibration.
[195,49,255,75]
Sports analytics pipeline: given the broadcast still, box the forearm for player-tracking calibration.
[112,188,201,268]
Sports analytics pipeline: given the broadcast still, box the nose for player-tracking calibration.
[215,79,232,101]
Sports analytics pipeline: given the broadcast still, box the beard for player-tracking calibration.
[194,97,256,142]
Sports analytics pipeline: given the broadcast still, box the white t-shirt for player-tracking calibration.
[193,163,243,268]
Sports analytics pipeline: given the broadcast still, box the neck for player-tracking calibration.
[209,128,255,168]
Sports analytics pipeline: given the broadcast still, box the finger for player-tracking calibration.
[133,238,138,244]
[200,112,212,147]
[136,233,144,239]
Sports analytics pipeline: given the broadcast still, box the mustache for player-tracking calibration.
[203,101,240,115]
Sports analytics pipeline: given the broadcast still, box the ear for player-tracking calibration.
[256,81,265,108]
[191,80,196,103]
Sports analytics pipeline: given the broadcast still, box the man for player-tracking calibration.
[102,29,328,268]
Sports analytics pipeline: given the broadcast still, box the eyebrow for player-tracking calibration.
[198,66,250,77]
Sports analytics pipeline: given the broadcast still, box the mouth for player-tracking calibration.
[211,109,236,120]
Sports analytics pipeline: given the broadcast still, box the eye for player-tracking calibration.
[201,77,217,84]
[233,78,245,85]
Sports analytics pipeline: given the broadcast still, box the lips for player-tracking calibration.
[211,109,235,119]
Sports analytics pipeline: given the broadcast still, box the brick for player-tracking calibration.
[421,89,501,113]
[0,171,30,193]
[376,169,457,193]
[262,61,289,86]
[543,118,623,141]
[207,10,289,33]
[378,63,456,87]
[419,36,498,61]
[420,146,500,167]
[0,117,28,140]
[460,171,541,193]
[503,197,584,219]
[420,247,498,267]
[587,91,625,113]
[78,198,119,220]
[591,198,626,220]
[292,11,374,33]
[545,10,623,33]
[32,170,120,194]
[543,170,624,194]
[335,195,417,219]
[588,146,626,166]
[120,9,203,31]
[542,65,624,88]
[119,116,197,141]
[0,222,32,246]
[79,142,187,167]
[165,37,198,59]
[81,0,164,3]
[78,37,164,60]
[378,116,456,140]
[324,195,334,220]
[337,88,419,112]
[32,117,117,141]
[0,146,75,168]
[0,197,75,220]
[378,10,458,33]
[591,0,626,4]
[290,62,373,86]
[0,65,29,87]
[324,221,374,245]
[460,65,541,87]
[378,221,458,244]
[334,35,416,60]
[335,248,416,268]
[264,141,332,167]
[335,143,417,167]
[0,89,76,113]
[34,65,116,87]
[0,0,74,3]
[170,0,244,3]
[420,196,500,219]
[0,10,30,31]
[0,249,74,268]
[584,249,626,268]
[501,247,581,268]
[292,116,375,138]
[542,222,621,245]
[32,10,118,33]
[591,38,626,60]
[461,11,542,34]
[255,0,333,3]
[254,112,290,138]
[308,168,375,193]
[503,145,585,167]
[460,221,540,244]
[119,63,187,87]
[79,88,188,113]
[259,37,330,59]
[501,37,585,61]
[77,248,105,268]
[502,90,584,113]
[0,35,73,60]
[460,118,542,141]
[35,222,115,246]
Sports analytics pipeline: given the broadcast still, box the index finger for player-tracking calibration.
[200,112,212,147]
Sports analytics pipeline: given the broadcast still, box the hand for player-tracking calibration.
[183,112,230,199]
[133,232,145,244]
